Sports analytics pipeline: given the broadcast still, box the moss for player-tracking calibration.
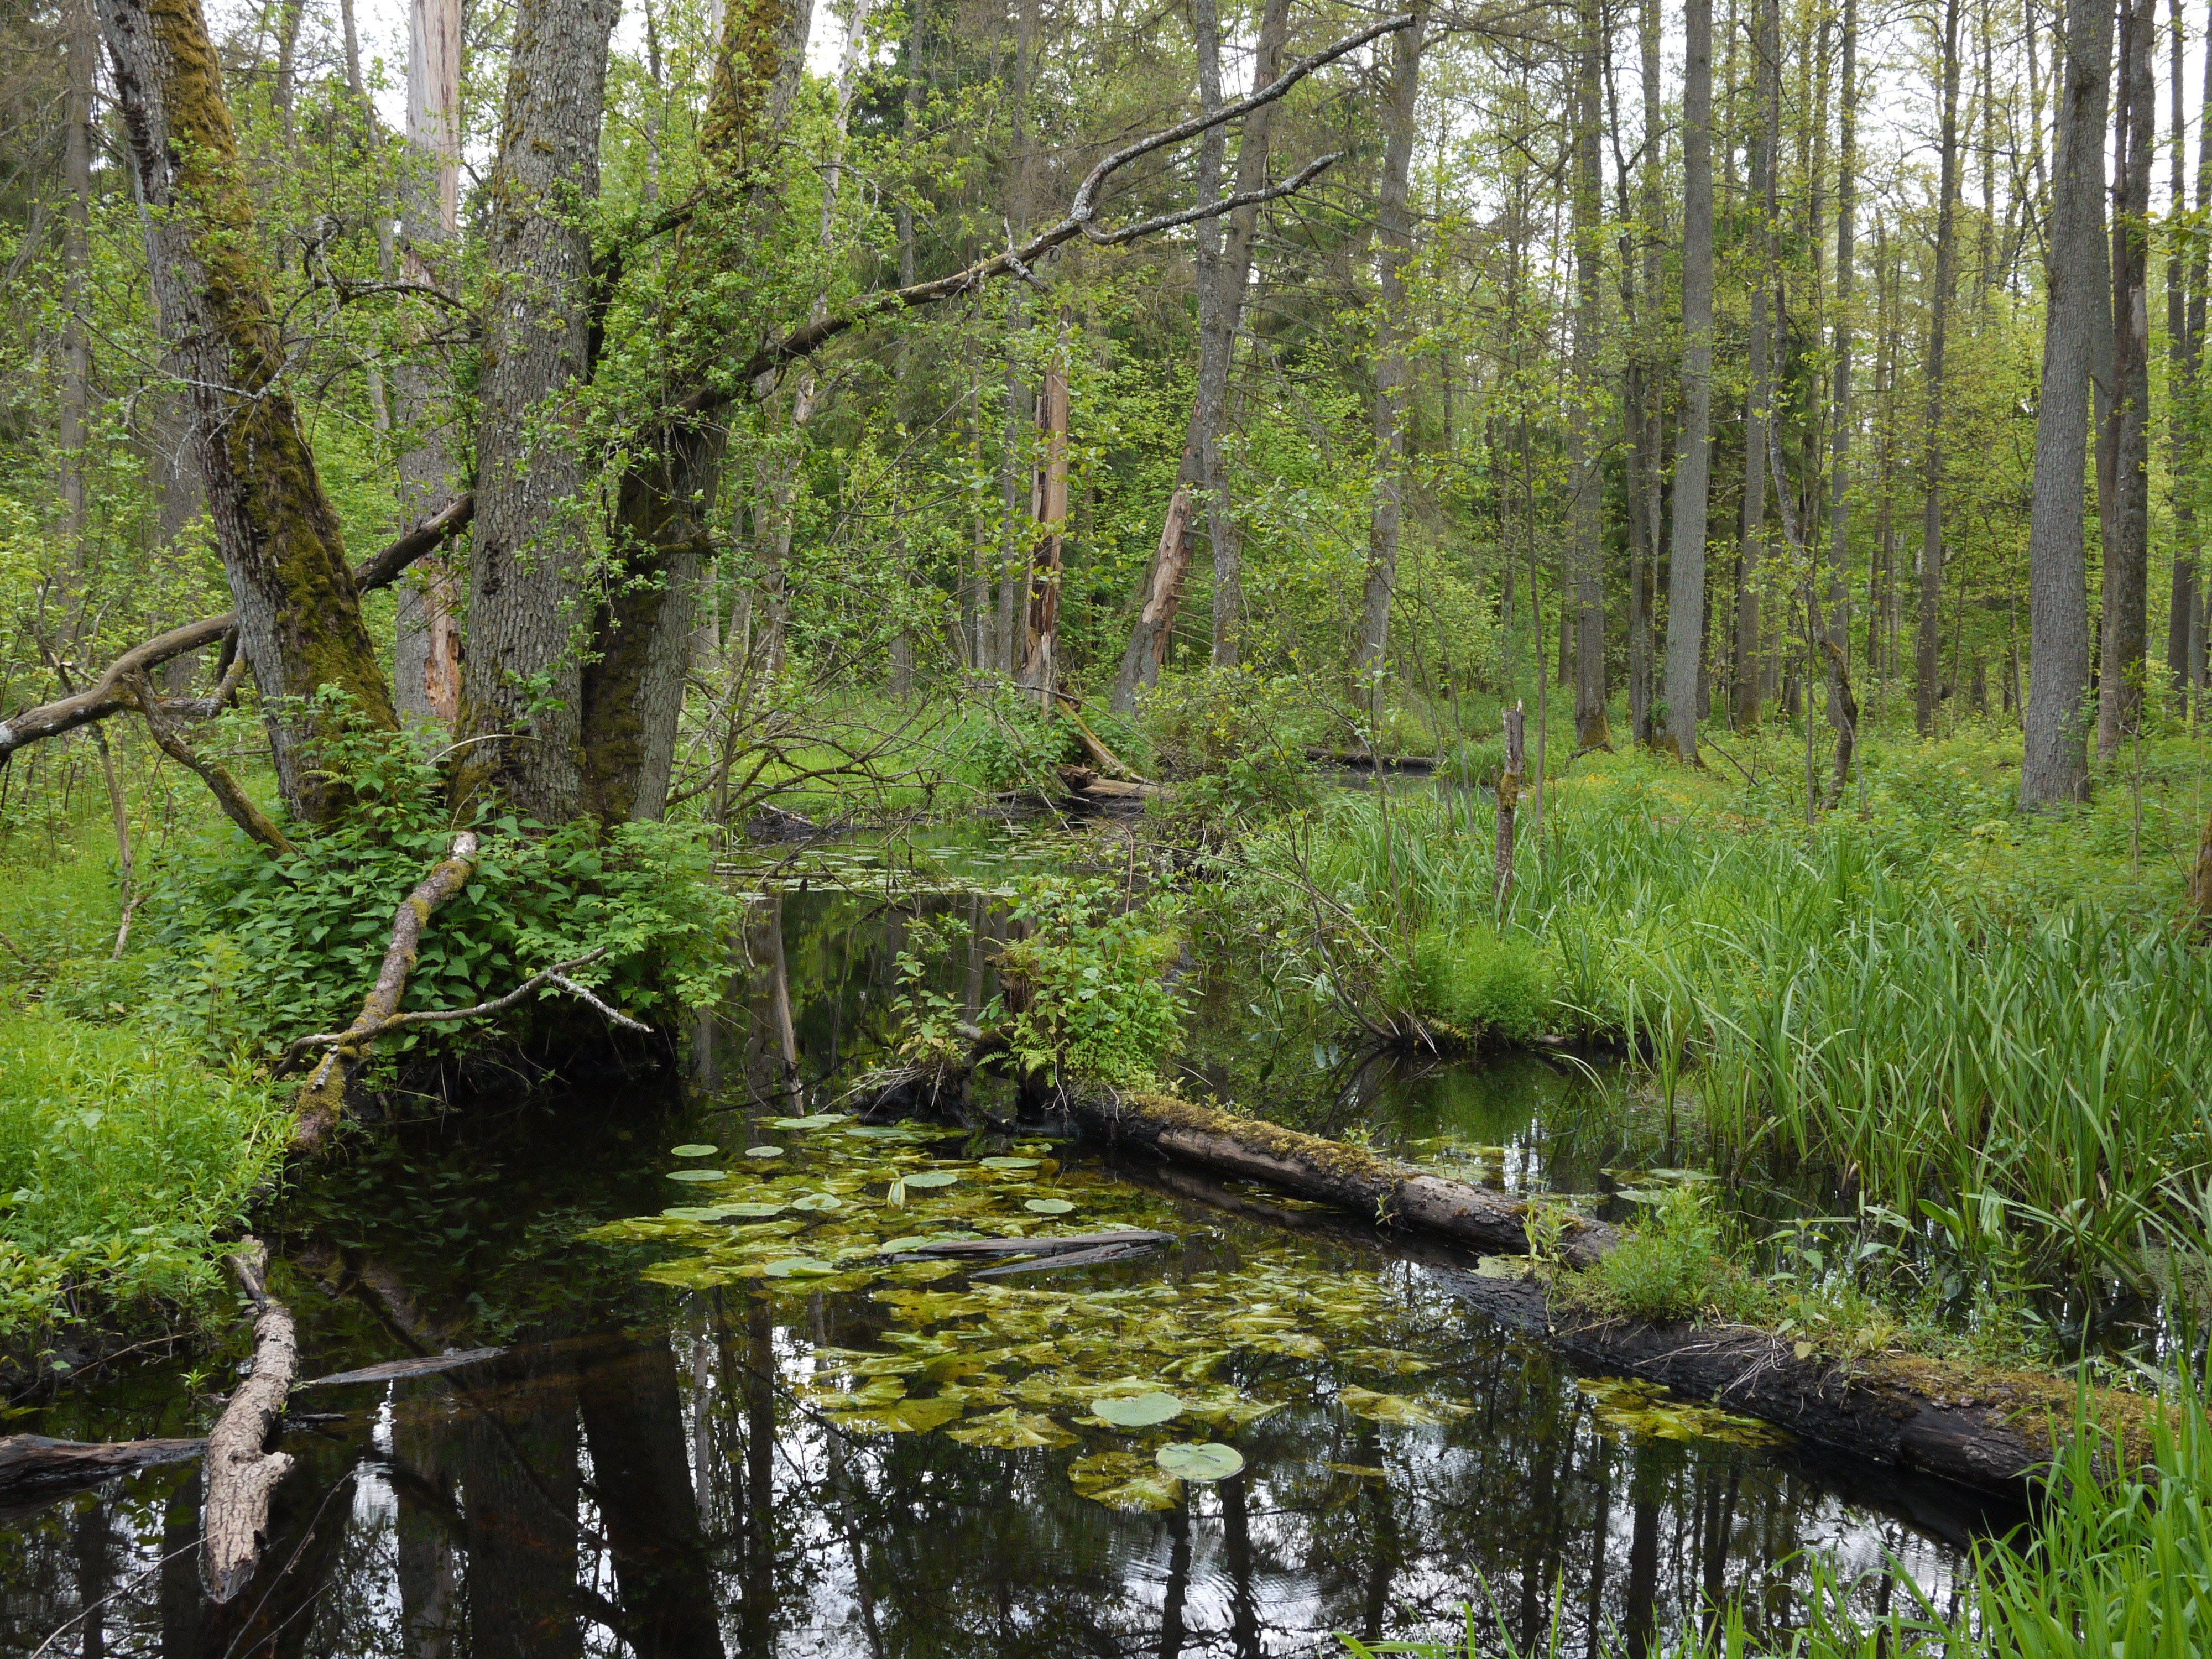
[1863,1353,2169,1470]
[1111,1088,1405,1190]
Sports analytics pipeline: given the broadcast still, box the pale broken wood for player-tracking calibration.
[201,1238,297,1604]
[296,1347,505,1389]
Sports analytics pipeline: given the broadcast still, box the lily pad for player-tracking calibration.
[876,1234,936,1255]
[660,1206,724,1222]
[761,1257,839,1278]
[1024,1198,1076,1215]
[745,1145,786,1159]
[1337,1385,1467,1427]
[827,1396,966,1434]
[947,1408,1076,1449]
[1155,1441,1244,1481]
[670,1144,718,1157]
[769,1113,848,1130]
[902,1170,958,1190]
[720,1201,786,1218]
[980,1156,1041,1171]
[1070,1451,1182,1511]
[667,1169,727,1183]
[790,1193,843,1213]
[1093,1391,1183,1428]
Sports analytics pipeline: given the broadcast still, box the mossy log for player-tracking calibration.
[201,1238,297,1604]
[1052,1086,1618,1269]
[1041,1088,2158,1500]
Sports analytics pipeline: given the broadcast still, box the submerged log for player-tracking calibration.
[972,1241,1159,1277]
[202,1238,298,1603]
[0,1434,206,1510]
[899,1229,1173,1258]
[1052,1088,1618,1268]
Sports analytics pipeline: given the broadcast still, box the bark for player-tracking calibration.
[100,0,400,825]
[60,3,93,539]
[201,1239,298,1603]
[1117,487,1196,695]
[1632,0,1665,747]
[1663,0,1717,761]
[456,0,621,823]
[1015,348,1071,702]
[1914,0,1962,737]
[293,831,482,1152]
[1568,0,1608,750]
[2164,0,2198,711]
[1190,0,1231,665]
[393,0,465,727]
[0,493,471,766]
[1824,0,1858,767]
[1355,4,1428,709]
[1733,0,1778,734]
[2021,0,2111,806]
[0,1436,206,1509]
[2099,0,2154,759]
[1494,701,1525,906]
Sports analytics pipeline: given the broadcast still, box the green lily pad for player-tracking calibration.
[1070,1451,1182,1511]
[877,1235,935,1254]
[1093,1391,1183,1428]
[667,1169,726,1182]
[901,1170,957,1189]
[980,1156,1041,1171]
[1024,1198,1075,1214]
[720,1201,786,1218]
[791,1193,843,1213]
[946,1408,1076,1449]
[827,1396,966,1434]
[1337,1385,1468,1427]
[670,1144,718,1157]
[745,1145,786,1159]
[661,1206,724,1221]
[770,1113,848,1130]
[1155,1442,1243,1481]
[761,1256,839,1278]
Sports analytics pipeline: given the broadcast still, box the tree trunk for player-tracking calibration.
[1664,0,1717,762]
[1354,4,1428,713]
[1015,345,1071,702]
[1189,0,1232,665]
[1568,0,1608,750]
[2021,0,2111,805]
[101,0,401,826]
[456,0,621,823]
[394,0,465,728]
[1824,0,1858,781]
[1631,0,1665,748]
[2165,0,2200,712]
[1914,0,1961,737]
[1733,0,1777,734]
[2099,0,2154,760]
[60,3,93,541]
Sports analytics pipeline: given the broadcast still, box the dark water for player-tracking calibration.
[0,827,2006,1658]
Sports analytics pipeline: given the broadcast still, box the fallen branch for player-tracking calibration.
[290,830,482,1151]
[0,492,474,765]
[201,1238,296,1604]
[117,670,294,855]
[0,1435,207,1510]
[275,944,646,1078]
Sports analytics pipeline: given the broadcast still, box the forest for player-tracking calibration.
[1,0,2211,1645]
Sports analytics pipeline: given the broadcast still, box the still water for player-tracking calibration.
[0,827,2005,1657]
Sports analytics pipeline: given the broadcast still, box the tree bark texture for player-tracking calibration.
[456,0,620,823]
[1664,0,1716,762]
[1355,4,1427,709]
[1568,0,1609,750]
[100,0,400,825]
[1733,0,1778,734]
[394,0,465,728]
[1824,0,1858,768]
[200,1240,298,1603]
[2021,0,2110,805]
[1494,701,1525,906]
[2099,0,2155,759]
[1016,351,1071,702]
[1631,0,1665,747]
[1914,0,1961,737]
[2164,0,2199,710]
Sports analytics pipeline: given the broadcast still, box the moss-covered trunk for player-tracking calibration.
[100,0,398,825]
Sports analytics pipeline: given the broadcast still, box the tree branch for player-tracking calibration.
[0,492,475,764]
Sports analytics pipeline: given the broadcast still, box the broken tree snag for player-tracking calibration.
[201,1238,297,1603]
[1494,701,1526,907]
[1056,1087,1617,1267]
[292,830,481,1152]
[118,671,294,857]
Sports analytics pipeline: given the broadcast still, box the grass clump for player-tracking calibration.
[0,1003,289,1348]
[1558,1185,1745,1326]
[1394,925,1553,1045]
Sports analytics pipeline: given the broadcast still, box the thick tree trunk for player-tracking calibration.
[394,0,465,728]
[1355,4,1428,711]
[1015,350,1071,702]
[1824,0,1858,785]
[1663,0,1717,762]
[1568,0,1608,750]
[1914,0,1961,738]
[2165,0,2198,713]
[1631,0,1665,748]
[1189,0,1232,665]
[60,4,93,540]
[2020,0,2111,806]
[456,0,620,823]
[100,0,401,825]
[2099,0,2154,760]
[1733,0,1778,735]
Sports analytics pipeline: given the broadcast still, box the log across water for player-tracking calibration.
[1039,1084,2155,1501]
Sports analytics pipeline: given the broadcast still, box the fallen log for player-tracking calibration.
[1305,747,1437,773]
[972,1241,1158,1277]
[202,1238,298,1604]
[0,492,473,766]
[0,1434,206,1511]
[1051,1087,1618,1269]
[297,1348,505,1389]
[897,1229,1173,1259]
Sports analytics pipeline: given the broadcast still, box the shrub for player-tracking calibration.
[1138,667,1319,844]
[959,680,1081,790]
[1396,925,1554,1044]
[992,877,1184,1088]
[1564,1184,1744,1324]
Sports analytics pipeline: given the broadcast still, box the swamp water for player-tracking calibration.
[0,827,2007,1657]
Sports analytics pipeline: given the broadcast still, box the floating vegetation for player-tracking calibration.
[1575,1376,1786,1448]
[588,1117,1779,1514]
[670,1144,718,1157]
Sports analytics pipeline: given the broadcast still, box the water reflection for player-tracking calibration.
[0,838,2000,1656]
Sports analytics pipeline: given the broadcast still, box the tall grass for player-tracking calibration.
[1221,754,2212,1289]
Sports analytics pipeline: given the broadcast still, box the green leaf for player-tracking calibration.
[1155,1442,1243,1481]
[761,1257,839,1278]
[1024,1198,1075,1214]
[980,1156,1041,1170]
[670,1144,718,1157]
[946,1408,1076,1449]
[901,1170,957,1189]
[666,1169,726,1183]
[745,1145,785,1159]
[791,1193,842,1213]
[1092,1391,1183,1427]
[1337,1386,1467,1427]
[720,1201,785,1217]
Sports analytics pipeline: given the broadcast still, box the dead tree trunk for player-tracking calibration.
[1495,701,1525,907]
[201,1239,297,1603]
